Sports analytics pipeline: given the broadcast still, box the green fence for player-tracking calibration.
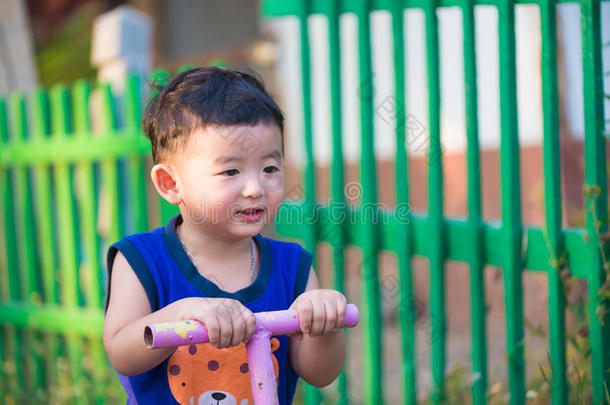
[265,0,609,405]
[0,1,608,404]
[0,78,149,404]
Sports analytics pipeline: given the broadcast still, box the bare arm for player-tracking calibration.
[103,251,256,376]
[288,267,347,387]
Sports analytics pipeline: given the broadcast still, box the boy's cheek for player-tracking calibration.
[265,200,284,220]
[187,196,238,224]
[263,175,284,190]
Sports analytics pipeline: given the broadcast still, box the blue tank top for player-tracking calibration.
[105,214,313,405]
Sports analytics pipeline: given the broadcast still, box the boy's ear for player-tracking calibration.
[151,164,182,205]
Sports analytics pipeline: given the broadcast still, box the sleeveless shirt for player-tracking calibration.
[105,214,313,405]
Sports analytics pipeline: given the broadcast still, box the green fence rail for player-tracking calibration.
[0,76,165,404]
[0,1,608,404]
[265,0,609,405]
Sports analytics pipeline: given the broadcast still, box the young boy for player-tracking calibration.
[103,67,347,405]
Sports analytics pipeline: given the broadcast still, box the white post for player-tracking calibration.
[91,5,153,95]
[0,0,38,96]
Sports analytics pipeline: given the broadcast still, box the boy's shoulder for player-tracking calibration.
[259,235,310,255]
[107,226,166,268]
[119,225,164,245]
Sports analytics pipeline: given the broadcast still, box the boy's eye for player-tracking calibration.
[222,169,239,176]
[264,166,279,174]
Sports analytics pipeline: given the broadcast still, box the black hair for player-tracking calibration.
[142,66,285,163]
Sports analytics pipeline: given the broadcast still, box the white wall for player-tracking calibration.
[264,3,610,167]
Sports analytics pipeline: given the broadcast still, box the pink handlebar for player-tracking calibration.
[144,303,359,348]
[145,304,358,405]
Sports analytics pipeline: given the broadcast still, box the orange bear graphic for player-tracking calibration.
[167,338,280,405]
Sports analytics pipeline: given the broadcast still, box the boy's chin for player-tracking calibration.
[227,221,267,235]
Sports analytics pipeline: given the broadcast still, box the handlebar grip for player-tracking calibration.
[343,303,359,327]
[145,303,359,349]
[144,319,209,348]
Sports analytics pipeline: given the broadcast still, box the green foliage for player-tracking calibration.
[442,363,472,404]
[34,3,103,87]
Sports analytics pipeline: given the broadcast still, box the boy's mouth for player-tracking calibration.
[237,208,264,214]
[237,208,264,222]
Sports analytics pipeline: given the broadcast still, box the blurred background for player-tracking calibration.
[1,0,610,404]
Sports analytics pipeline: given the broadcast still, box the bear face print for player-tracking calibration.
[167,339,280,405]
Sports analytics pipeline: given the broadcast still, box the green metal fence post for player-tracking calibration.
[354,0,383,403]
[460,1,488,403]
[50,83,90,403]
[0,93,25,402]
[0,96,8,402]
[581,0,610,403]
[297,1,322,404]
[390,0,418,403]
[422,0,447,402]
[72,79,109,405]
[497,0,526,402]
[323,0,350,403]
[30,88,61,402]
[540,0,569,403]
[10,91,46,398]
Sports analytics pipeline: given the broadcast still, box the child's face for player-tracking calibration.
[175,123,285,239]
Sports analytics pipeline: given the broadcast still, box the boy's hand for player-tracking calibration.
[176,297,257,348]
[289,289,347,340]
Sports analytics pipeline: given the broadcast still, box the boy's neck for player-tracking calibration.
[176,216,254,265]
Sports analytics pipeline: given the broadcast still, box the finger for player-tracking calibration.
[298,298,313,335]
[232,305,251,345]
[324,301,337,334]
[310,298,326,336]
[335,296,347,330]
[230,310,246,347]
[203,315,221,348]
[243,310,257,343]
[216,306,233,348]
[235,304,252,345]
[288,331,303,340]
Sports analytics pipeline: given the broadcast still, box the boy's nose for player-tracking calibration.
[241,176,264,198]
